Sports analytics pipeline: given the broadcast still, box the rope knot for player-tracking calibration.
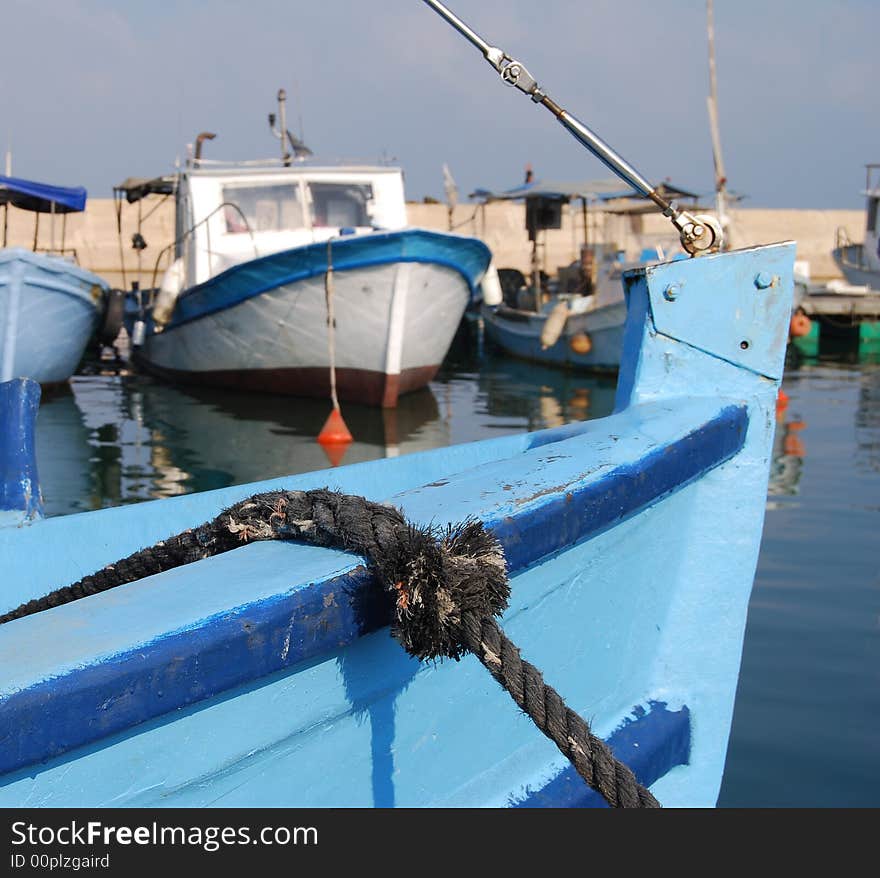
[210,490,510,661]
[383,520,510,662]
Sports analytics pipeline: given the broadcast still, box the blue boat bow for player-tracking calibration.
[0,241,795,807]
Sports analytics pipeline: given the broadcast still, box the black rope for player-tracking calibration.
[1,489,659,808]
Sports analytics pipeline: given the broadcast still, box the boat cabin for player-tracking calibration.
[175,162,408,287]
[117,161,410,299]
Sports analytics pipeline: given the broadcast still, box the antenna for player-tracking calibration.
[442,164,458,231]
[269,88,313,164]
[291,80,306,155]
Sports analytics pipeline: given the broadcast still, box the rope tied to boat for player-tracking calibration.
[1,488,659,809]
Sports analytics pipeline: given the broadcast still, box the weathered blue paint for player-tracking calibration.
[639,243,795,382]
[513,703,691,807]
[0,378,42,523]
[0,242,797,808]
[0,249,105,384]
[493,403,746,572]
[165,229,492,330]
[0,402,745,776]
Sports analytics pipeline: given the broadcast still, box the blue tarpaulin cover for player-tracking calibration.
[470,179,632,203]
[470,178,703,206]
[0,176,87,213]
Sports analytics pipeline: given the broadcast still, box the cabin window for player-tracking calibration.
[867,197,878,233]
[308,183,373,228]
[221,184,304,233]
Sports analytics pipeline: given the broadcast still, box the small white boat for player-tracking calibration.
[120,92,494,408]
[0,176,111,385]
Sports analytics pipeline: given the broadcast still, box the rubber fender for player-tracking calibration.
[789,311,811,338]
[540,301,570,349]
[480,261,503,306]
[97,288,126,345]
[153,259,185,327]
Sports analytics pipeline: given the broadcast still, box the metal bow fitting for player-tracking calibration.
[420,0,722,256]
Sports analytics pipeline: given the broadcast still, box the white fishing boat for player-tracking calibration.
[119,91,494,408]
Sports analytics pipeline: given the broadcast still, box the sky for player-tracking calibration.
[1,0,877,208]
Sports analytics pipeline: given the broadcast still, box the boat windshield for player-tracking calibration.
[221,183,304,234]
[308,182,373,228]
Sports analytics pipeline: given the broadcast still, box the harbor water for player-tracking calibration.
[29,323,880,807]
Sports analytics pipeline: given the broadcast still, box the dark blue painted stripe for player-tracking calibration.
[0,378,42,518]
[0,569,373,777]
[164,229,492,331]
[0,405,747,777]
[498,404,748,572]
[513,702,691,808]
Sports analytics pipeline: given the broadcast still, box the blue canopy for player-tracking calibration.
[470,178,703,206]
[0,176,87,214]
[470,178,632,203]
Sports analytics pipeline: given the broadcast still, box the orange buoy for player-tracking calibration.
[789,311,811,338]
[319,441,350,468]
[776,389,789,416]
[783,433,805,457]
[317,407,353,446]
[569,332,592,355]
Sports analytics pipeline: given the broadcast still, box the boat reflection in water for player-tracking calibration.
[855,367,880,475]
[471,354,616,432]
[766,404,806,509]
[32,384,94,517]
[440,319,618,435]
[33,347,620,518]
[33,374,445,517]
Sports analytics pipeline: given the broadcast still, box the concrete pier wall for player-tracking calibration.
[1,198,863,289]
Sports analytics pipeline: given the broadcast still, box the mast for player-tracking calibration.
[3,147,9,247]
[706,0,729,245]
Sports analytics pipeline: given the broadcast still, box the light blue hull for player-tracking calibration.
[482,300,626,371]
[0,242,795,808]
[0,248,104,385]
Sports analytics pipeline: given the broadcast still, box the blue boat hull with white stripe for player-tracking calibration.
[0,249,105,385]
[0,241,795,807]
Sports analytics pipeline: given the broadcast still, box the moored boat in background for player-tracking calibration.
[118,91,493,408]
[0,175,115,385]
